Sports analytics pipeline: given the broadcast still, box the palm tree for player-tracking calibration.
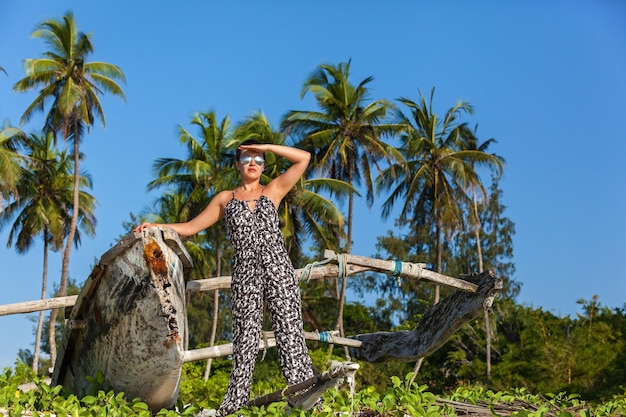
[458,124,504,386]
[281,60,402,346]
[13,11,125,365]
[0,132,96,374]
[380,88,501,299]
[379,87,503,379]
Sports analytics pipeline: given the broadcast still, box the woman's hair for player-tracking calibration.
[235,139,263,161]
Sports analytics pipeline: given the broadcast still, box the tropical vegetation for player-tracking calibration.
[1,11,624,417]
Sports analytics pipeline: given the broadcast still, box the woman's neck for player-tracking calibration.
[239,182,262,192]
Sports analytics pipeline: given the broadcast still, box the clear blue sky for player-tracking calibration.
[1,1,625,370]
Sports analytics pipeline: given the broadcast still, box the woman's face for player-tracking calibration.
[236,150,265,180]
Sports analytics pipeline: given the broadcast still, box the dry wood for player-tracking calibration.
[185,264,371,293]
[183,331,361,362]
[1,250,471,314]
[323,249,478,293]
[0,296,77,316]
[247,361,359,411]
[435,397,589,416]
[349,269,502,363]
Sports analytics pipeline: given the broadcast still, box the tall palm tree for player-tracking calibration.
[281,60,402,345]
[13,11,125,365]
[0,132,96,374]
[458,124,504,386]
[379,88,502,300]
[147,110,236,380]
[457,124,504,272]
[379,87,503,379]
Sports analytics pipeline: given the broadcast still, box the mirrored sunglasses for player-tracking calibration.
[239,155,265,165]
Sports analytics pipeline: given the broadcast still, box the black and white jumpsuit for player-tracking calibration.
[217,189,315,416]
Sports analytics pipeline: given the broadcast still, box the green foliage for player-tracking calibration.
[2,366,626,416]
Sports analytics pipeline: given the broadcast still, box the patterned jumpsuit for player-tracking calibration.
[217,189,315,416]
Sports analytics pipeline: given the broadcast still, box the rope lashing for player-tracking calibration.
[314,329,340,344]
[337,253,347,281]
[300,253,348,282]
[299,254,338,282]
[260,330,271,361]
[390,260,423,286]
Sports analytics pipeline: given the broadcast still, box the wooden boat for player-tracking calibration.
[50,227,192,412]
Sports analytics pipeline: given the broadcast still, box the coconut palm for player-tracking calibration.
[379,88,503,378]
[0,132,96,374]
[458,124,504,386]
[380,88,500,299]
[457,124,504,272]
[13,11,125,365]
[282,60,402,252]
[281,60,402,346]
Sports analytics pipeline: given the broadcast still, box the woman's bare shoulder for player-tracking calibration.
[213,189,234,204]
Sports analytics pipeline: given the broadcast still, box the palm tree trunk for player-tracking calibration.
[435,217,442,303]
[51,124,80,369]
[332,175,353,360]
[472,188,491,386]
[473,190,484,273]
[411,208,443,385]
[33,234,49,375]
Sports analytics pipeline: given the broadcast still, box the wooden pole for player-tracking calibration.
[182,331,361,362]
[0,251,475,316]
[0,296,77,317]
[323,250,478,293]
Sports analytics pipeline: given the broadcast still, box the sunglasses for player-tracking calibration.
[239,155,265,165]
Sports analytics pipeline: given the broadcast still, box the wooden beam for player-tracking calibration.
[182,331,361,362]
[185,263,370,293]
[323,249,478,293]
[0,251,475,315]
[0,296,78,317]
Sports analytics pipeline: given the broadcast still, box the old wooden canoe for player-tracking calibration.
[51,227,192,412]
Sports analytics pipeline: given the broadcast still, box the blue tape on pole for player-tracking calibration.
[393,261,402,277]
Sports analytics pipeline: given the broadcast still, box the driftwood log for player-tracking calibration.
[246,361,360,411]
[349,268,502,362]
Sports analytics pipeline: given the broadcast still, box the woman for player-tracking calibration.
[134,140,315,416]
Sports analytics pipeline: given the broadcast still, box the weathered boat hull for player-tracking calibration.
[51,227,192,412]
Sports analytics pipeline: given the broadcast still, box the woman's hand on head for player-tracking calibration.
[238,143,270,153]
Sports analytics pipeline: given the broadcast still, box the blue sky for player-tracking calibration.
[1,1,625,370]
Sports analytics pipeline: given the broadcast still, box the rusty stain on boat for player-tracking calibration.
[144,240,168,276]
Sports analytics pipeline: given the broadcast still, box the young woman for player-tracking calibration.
[134,140,315,416]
